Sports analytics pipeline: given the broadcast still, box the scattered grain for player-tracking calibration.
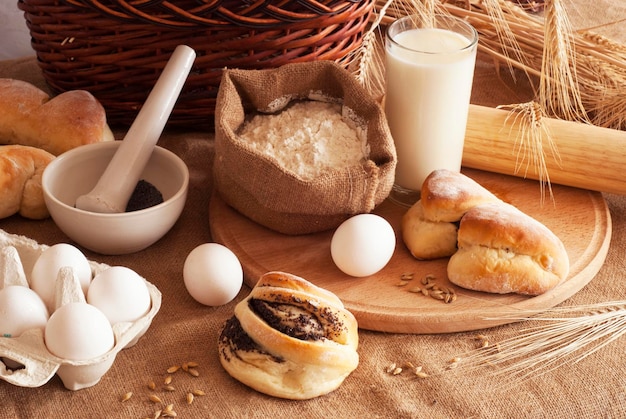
[392,367,403,375]
[187,368,200,377]
[120,392,133,402]
[147,381,156,390]
[430,292,445,301]
[192,389,206,396]
[415,371,429,379]
[166,365,180,374]
[162,404,177,417]
[385,363,397,374]
[186,393,194,405]
[163,385,176,392]
[149,394,162,404]
[164,375,173,385]
[475,334,490,348]
[446,357,462,370]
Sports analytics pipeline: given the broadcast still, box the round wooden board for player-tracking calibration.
[209,169,612,334]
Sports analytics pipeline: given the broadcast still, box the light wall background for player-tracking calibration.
[0,2,34,60]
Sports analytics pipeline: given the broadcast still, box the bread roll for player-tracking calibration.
[402,169,501,259]
[0,79,114,156]
[448,202,570,295]
[420,169,501,222]
[0,145,55,219]
[401,200,458,259]
[218,271,359,400]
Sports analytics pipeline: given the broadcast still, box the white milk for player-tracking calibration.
[385,26,477,193]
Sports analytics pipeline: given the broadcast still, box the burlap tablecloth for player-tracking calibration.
[1,4,625,417]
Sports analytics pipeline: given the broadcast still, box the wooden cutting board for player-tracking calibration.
[209,168,611,334]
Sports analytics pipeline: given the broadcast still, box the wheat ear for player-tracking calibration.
[498,101,559,203]
[450,302,626,382]
[539,0,588,122]
[349,0,394,98]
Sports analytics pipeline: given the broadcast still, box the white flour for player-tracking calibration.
[238,101,368,180]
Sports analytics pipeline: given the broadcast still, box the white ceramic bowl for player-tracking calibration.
[42,141,189,255]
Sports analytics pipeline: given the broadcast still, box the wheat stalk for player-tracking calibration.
[539,0,588,122]
[498,101,559,203]
[368,0,626,130]
[348,0,394,99]
[450,302,626,382]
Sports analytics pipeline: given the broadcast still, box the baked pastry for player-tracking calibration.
[0,145,55,219]
[401,201,459,259]
[402,169,501,259]
[218,271,359,400]
[447,202,570,295]
[0,79,114,156]
[420,169,501,222]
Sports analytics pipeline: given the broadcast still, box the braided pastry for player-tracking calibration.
[218,271,359,400]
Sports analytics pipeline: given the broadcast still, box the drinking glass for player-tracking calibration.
[385,14,478,206]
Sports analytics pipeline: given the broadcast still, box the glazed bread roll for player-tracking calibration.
[448,202,570,295]
[420,169,501,222]
[0,79,114,156]
[402,169,501,259]
[218,271,359,400]
[0,145,55,219]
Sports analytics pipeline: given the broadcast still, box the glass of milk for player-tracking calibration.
[385,14,478,206]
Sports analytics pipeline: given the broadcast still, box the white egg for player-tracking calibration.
[44,302,114,361]
[183,243,243,306]
[31,243,92,312]
[87,266,151,325]
[0,285,49,338]
[331,214,396,277]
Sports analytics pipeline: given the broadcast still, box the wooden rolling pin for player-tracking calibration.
[463,104,626,195]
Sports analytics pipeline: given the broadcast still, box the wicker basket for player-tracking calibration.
[17,0,374,127]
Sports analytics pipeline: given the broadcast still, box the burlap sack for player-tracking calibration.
[213,61,397,235]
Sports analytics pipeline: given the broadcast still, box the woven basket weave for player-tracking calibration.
[17,0,374,127]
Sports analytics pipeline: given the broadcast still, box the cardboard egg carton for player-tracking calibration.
[0,229,162,390]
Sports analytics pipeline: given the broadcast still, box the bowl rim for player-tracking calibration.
[42,141,190,218]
